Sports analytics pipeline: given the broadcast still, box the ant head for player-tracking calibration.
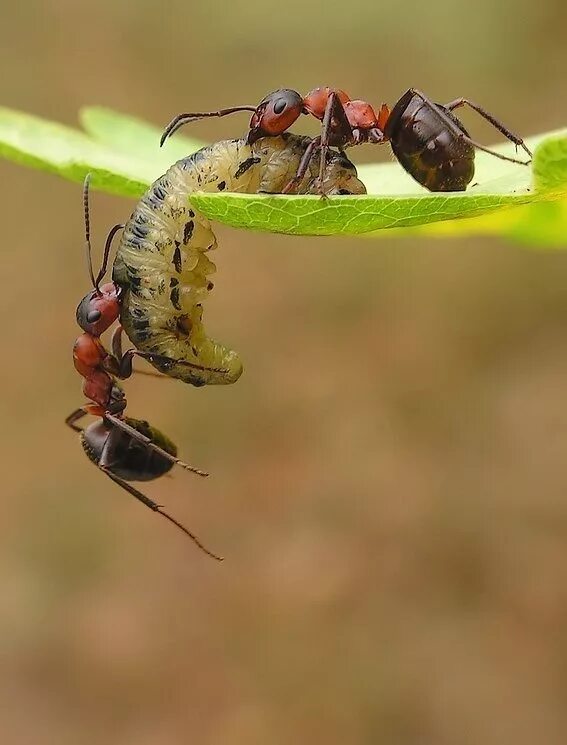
[76,282,120,336]
[303,87,351,120]
[247,89,303,144]
[80,173,124,334]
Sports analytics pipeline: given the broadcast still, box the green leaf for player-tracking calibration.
[0,106,149,196]
[80,106,205,171]
[0,104,565,245]
[191,131,567,236]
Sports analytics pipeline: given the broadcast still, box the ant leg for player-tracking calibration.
[119,350,227,378]
[282,137,321,194]
[111,324,125,362]
[110,326,226,379]
[317,92,353,195]
[457,135,533,165]
[104,412,209,478]
[98,466,223,560]
[83,175,125,290]
[444,97,532,159]
[160,106,257,147]
[410,89,531,166]
[66,407,88,432]
[94,223,125,288]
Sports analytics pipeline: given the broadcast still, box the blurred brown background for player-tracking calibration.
[1,1,567,743]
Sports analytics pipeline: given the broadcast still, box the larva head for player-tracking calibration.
[312,152,367,196]
[247,89,303,144]
[302,87,351,120]
[76,282,121,336]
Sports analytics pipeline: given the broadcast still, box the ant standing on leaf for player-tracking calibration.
[161,86,532,193]
[66,175,223,560]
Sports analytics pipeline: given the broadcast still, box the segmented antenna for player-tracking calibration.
[83,173,99,293]
[82,173,124,293]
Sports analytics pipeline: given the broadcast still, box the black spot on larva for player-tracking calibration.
[235,156,261,179]
[207,281,214,291]
[151,183,169,202]
[170,286,181,310]
[169,277,179,288]
[130,223,148,240]
[188,209,195,218]
[183,220,194,244]
[121,262,138,278]
[173,245,182,273]
[132,316,150,331]
[176,315,192,335]
[217,181,226,191]
[337,155,355,170]
[337,189,350,195]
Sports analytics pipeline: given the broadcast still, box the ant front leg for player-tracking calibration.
[282,137,321,194]
[98,466,223,560]
[104,412,209,478]
[110,326,226,378]
[444,97,532,160]
[65,407,88,432]
[317,92,354,196]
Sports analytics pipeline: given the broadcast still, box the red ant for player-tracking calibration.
[66,175,223,560]
[160,86,532,193]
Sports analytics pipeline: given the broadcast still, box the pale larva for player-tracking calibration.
[112,134,366,386]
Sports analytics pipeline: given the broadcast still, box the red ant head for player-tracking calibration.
[247,89,303,144]
[303,87,351,120]
[76,281,121,336]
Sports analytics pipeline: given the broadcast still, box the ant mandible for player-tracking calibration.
[66,175,223,560]
[160,86,532,193]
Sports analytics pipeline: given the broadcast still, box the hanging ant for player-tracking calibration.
[160,86,532,193]
[67,175,223,560]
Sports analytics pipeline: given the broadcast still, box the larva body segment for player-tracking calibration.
[113,134,366,386]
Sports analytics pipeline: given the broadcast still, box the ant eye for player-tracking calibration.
[87,309,102,323]
[273,99,287,115]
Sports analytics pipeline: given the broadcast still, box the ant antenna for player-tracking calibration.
[95,223,125,290]
[160,106,257,147]
[83,174,99,293]
[82,173,124,293]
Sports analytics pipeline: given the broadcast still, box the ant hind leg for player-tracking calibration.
[444,97,532,159]
[104,412,209,478]
[98,466,223,560]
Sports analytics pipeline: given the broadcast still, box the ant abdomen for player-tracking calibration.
[81,417,177,482]
[385,90,475,192]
